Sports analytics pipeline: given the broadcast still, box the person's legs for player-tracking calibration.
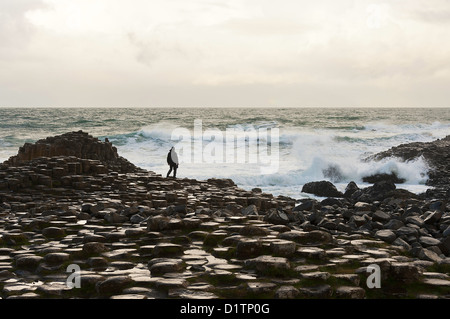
[167,166,173,178]
[173,165,177,178]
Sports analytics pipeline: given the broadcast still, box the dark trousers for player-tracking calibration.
[167,164,177,178]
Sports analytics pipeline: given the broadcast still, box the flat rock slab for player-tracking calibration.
[244,255,290,275]
[43,253,70,265]
[298,285,332,298]
[334,286,366,299]
[15,255,43,270]
[149,261,185,275]
[36,282,73,296]
[297,247,326,260]
[96,276,133,295]
[422,278,450,287]
[270,240,297,257]
[274,285,300,299]
[110,294,148,299]
[152,244,184,257]
[153,278,189,290]
[2,283,39,296]
[300,271,330,281]
[247,282,277,294]
[332,274,360,286]
[168,288,218,299]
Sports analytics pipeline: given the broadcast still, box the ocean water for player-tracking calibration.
[1,107,449,199]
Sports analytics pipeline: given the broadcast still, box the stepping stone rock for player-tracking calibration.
[270,240,297,257]
[281,230,333,245]
[6,292,41,299]
[3,232,29,245]
[298,285,332,298]
[244,255,290,274]
[239,225,270,236]
[36,283,72,296]
[203,232,228,246]
[300,271,330,281]
[96,276,133,295]
[168,289,218,299]
[80,274,106,289]
[247,282,277,295]
[110,294,148,299]
[147,215,171,231]
[389,262,421,282]
[152,243,184,257]
[294,265,320,273]
[422,278,450,287]
[82,242,108,256]
[125,228,146,238]
[42,227,66,239]
[332,274,360,286]
[154,278,189,290]
[15,255,43,270]
[297,247,326,260]
[2,283,38,296]
[275,285,299,299]
[236,239,263,259]
[149,261,185,275]
[335,286,366,299]
[87,257,109,269]
[83,234,106,243]
[110,261,136,270]
[43,252,70,265]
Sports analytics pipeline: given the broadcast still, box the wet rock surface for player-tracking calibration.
[0,132,449,299]
[366,135,450,199]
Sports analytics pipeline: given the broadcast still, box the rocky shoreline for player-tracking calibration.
[0,131,449,299]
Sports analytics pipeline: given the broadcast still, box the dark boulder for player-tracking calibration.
[344,181,359,198]
[362,173,406,184]
[366,135,450,189]
[301,181,343,198]
[293,199,318,212]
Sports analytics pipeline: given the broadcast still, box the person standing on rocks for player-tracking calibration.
[166,146,179,178]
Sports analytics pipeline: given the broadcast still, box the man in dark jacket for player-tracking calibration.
[167,147,179,178]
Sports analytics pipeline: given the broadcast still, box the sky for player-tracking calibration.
[0,0,449,107]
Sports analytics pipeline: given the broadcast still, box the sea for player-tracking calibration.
[1,107,449,200]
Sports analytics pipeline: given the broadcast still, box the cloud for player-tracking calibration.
[1,0,450,107]
[0,0,47,49]
[413,9,450,25]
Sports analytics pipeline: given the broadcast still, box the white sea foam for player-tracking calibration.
[1,107,446,199]
[113,122,434,199]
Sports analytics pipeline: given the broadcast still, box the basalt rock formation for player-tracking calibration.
[365,135,450,198]
[0,132,449,300]
[3,131,140,174]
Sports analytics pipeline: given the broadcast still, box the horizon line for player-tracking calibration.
[1,105,449,109]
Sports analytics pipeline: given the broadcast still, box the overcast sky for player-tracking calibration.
[1,0,449,107]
